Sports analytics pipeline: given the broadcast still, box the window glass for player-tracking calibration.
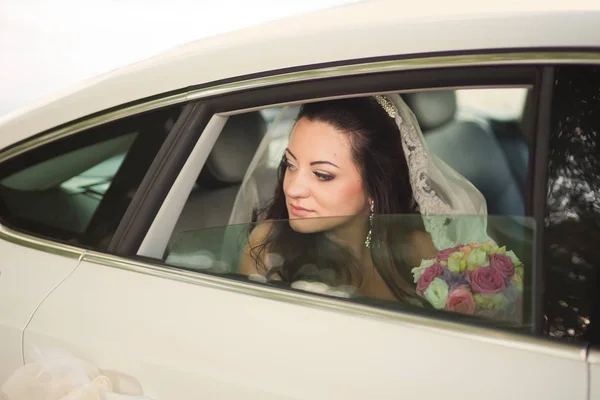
[260,106,301,169]
[456,88,528,121]
[405,88,531,217]
[162,88,533,328]
[544,66,600,342]
[166,215,533,329]
[0,105,182,250]
[167,111,268,250]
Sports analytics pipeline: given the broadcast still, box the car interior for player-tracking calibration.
[0,106,181,248]
[166,88,533,273]
[0,135,136,234]
[405,90,529,217]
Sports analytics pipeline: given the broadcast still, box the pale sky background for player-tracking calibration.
[0,0,359,116]
[1,0,532,120]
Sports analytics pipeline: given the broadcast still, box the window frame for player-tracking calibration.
[126,64,543,333]
[0,103,185,250]
[531,66,555,336]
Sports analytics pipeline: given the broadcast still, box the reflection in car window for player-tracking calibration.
[60,152,128,197]
[0,106,181,250]
[165,215,533,329]
[545,66,600,342]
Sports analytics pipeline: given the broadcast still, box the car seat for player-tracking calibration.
[405,91,526,216]
[166,112,266,269]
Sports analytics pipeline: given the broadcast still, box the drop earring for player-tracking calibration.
[365,202,375,248]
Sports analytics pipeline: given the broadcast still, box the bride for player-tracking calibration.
[239,94,491,304]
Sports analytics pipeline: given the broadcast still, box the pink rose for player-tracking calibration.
[416,263,444,296]
[436,244,464,262]
[468,267,506,294]
[489,254,515,278]
[445,286,476,315]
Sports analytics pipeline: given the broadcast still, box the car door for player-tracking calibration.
[21,56,593,399]
[0,103,181,384]
[0,219,81,384]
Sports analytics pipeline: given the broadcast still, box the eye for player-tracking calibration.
[314,171,334,181]
[283,157,297,171]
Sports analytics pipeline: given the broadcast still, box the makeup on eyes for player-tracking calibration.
[314,171,334,181]
[284,154,335,182]
[282,157,296,170]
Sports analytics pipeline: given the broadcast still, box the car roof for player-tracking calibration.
[1,0,600,150]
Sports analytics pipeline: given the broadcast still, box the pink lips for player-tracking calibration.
[288,204,314,217]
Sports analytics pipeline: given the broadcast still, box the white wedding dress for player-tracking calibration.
[1,347,152,400]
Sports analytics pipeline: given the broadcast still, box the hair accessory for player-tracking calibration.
[374,95,397,119]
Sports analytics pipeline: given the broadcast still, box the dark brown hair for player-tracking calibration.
[252,97,424,301]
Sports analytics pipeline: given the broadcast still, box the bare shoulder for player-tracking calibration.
[238,220,275,276]
[247,220,275,248]
[409,230,438,265]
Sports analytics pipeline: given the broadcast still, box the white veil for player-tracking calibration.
[227,94,491,252]
[385,94,491,249]
[228,106,300,226]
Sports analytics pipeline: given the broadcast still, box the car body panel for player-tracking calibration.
[0,226,82,383]
[24,254,587,399]
[589,350,600,400]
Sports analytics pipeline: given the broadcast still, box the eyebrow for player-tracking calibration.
[285,148,340,169]
[285,148,297,160]
[310,161,340,169]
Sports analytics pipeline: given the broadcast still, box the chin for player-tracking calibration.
[288,218,324,233]
[288,215,354,234]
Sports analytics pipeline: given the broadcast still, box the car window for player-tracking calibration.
[0,105,182,250]
[168,88,531,245]
[544,65,600,343]
[155,87,534,328]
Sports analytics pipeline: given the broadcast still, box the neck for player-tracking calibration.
[325,215,371,262]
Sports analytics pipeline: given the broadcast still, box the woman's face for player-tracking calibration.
[283,117,370,233]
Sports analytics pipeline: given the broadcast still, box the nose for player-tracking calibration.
[284,170,310,199]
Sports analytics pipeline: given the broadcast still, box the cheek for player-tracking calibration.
[321,178,367,213]
[282,171,289,193]
[282,170,295,197]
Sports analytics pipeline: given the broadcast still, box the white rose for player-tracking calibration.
[424,278,449,310]
[411,258,436,283]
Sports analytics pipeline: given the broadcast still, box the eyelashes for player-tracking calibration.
[282,157,297,171]
[283,157,335,182]
[314,172,334,181]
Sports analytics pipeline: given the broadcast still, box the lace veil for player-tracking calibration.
[384,93,491,249]
[228,94,491,251]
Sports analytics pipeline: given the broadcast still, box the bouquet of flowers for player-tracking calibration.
[411,241,524,322]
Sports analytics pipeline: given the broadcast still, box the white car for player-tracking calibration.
[1,1,600,398]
